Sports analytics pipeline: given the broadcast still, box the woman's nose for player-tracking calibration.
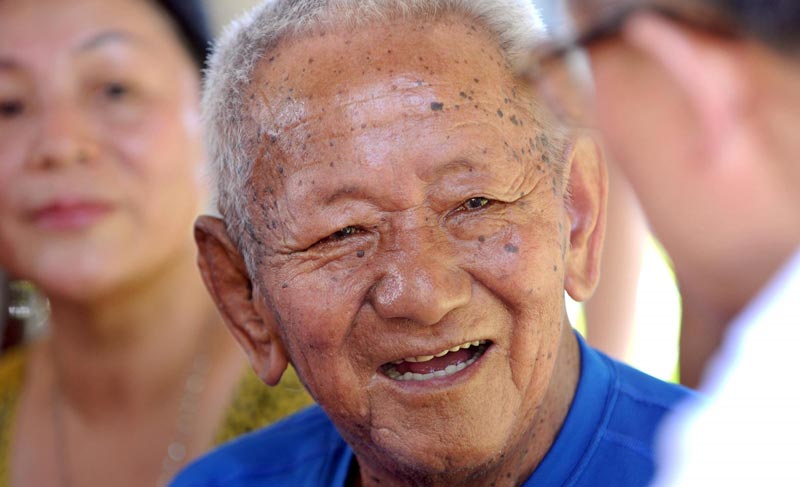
[27,100,97,170]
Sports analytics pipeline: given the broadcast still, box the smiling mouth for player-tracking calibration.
[381,340,491,382]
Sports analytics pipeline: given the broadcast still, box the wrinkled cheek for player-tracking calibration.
[272,281,361,392]
[468,225,564,391]
[450,217,509,242]
[469,225,562,300]
[282,324,369,425]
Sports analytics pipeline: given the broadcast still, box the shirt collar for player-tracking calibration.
[524,332,615,486]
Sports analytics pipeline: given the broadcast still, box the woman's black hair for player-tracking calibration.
[154,0,213,69]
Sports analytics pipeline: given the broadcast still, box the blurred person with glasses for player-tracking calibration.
[529,0,800,485]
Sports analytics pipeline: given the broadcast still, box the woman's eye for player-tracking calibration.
[102,82,131,100]
[0,100,24,118]
[461,197,491,211]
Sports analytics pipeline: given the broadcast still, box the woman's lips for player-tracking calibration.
[29,201,113,231]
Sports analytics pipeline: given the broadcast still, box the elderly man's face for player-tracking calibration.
[200,13,605,482]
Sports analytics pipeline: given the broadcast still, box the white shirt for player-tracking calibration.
[651,250,800,487]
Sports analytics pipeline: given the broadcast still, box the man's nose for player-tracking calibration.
[369,229,472,326]
[27,100,97,170]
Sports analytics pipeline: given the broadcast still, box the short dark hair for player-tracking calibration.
[709,0,800,54]
[573,0,800,56]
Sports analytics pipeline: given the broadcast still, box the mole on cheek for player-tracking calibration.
[430,101,444,111]
[357,250,365,258]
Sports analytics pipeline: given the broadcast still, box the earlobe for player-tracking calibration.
[194,215,289,386]
[564,136,608,302]
[622,12,745,164]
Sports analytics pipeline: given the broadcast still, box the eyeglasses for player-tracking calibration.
[527,3,737,127]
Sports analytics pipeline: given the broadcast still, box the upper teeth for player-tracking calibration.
[394,340,485,364]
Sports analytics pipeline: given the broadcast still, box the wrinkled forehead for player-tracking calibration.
[246,12,527,143]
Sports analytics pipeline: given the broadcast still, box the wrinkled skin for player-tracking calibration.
[0,0,204,300]
[197,13,607,487]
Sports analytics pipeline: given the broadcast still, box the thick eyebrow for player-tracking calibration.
[75,30,143,54]
[422,159,479,182]
[324,185,365,205]
[318,160,483,208]
[0,32,141,75]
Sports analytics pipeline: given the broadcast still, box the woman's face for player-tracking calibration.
[0,0,205,300]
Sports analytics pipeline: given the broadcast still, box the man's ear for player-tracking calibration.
[564,135,608,302]
[194,215,288,386]
[622,12,745,164]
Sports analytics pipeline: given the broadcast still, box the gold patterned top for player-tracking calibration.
[0,347,313,486]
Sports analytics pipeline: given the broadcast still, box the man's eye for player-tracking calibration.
[461,197,491,211]
[0,100,25,118]
[330,226,361,240]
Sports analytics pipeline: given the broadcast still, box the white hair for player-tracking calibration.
[203,0,551,271]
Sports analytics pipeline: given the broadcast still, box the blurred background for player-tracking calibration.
[1,0,681,383]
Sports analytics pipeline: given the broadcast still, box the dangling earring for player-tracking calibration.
[6,280,50,342]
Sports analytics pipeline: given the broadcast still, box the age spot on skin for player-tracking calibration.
[497,109,504,118]
[356,250,365,258]
[504,243,519,254]
[478,235,486,243]
[430,101,444,111]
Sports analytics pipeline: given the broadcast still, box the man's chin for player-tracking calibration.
[360,417,516,481]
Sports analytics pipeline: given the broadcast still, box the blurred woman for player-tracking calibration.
[0,1,312,486]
